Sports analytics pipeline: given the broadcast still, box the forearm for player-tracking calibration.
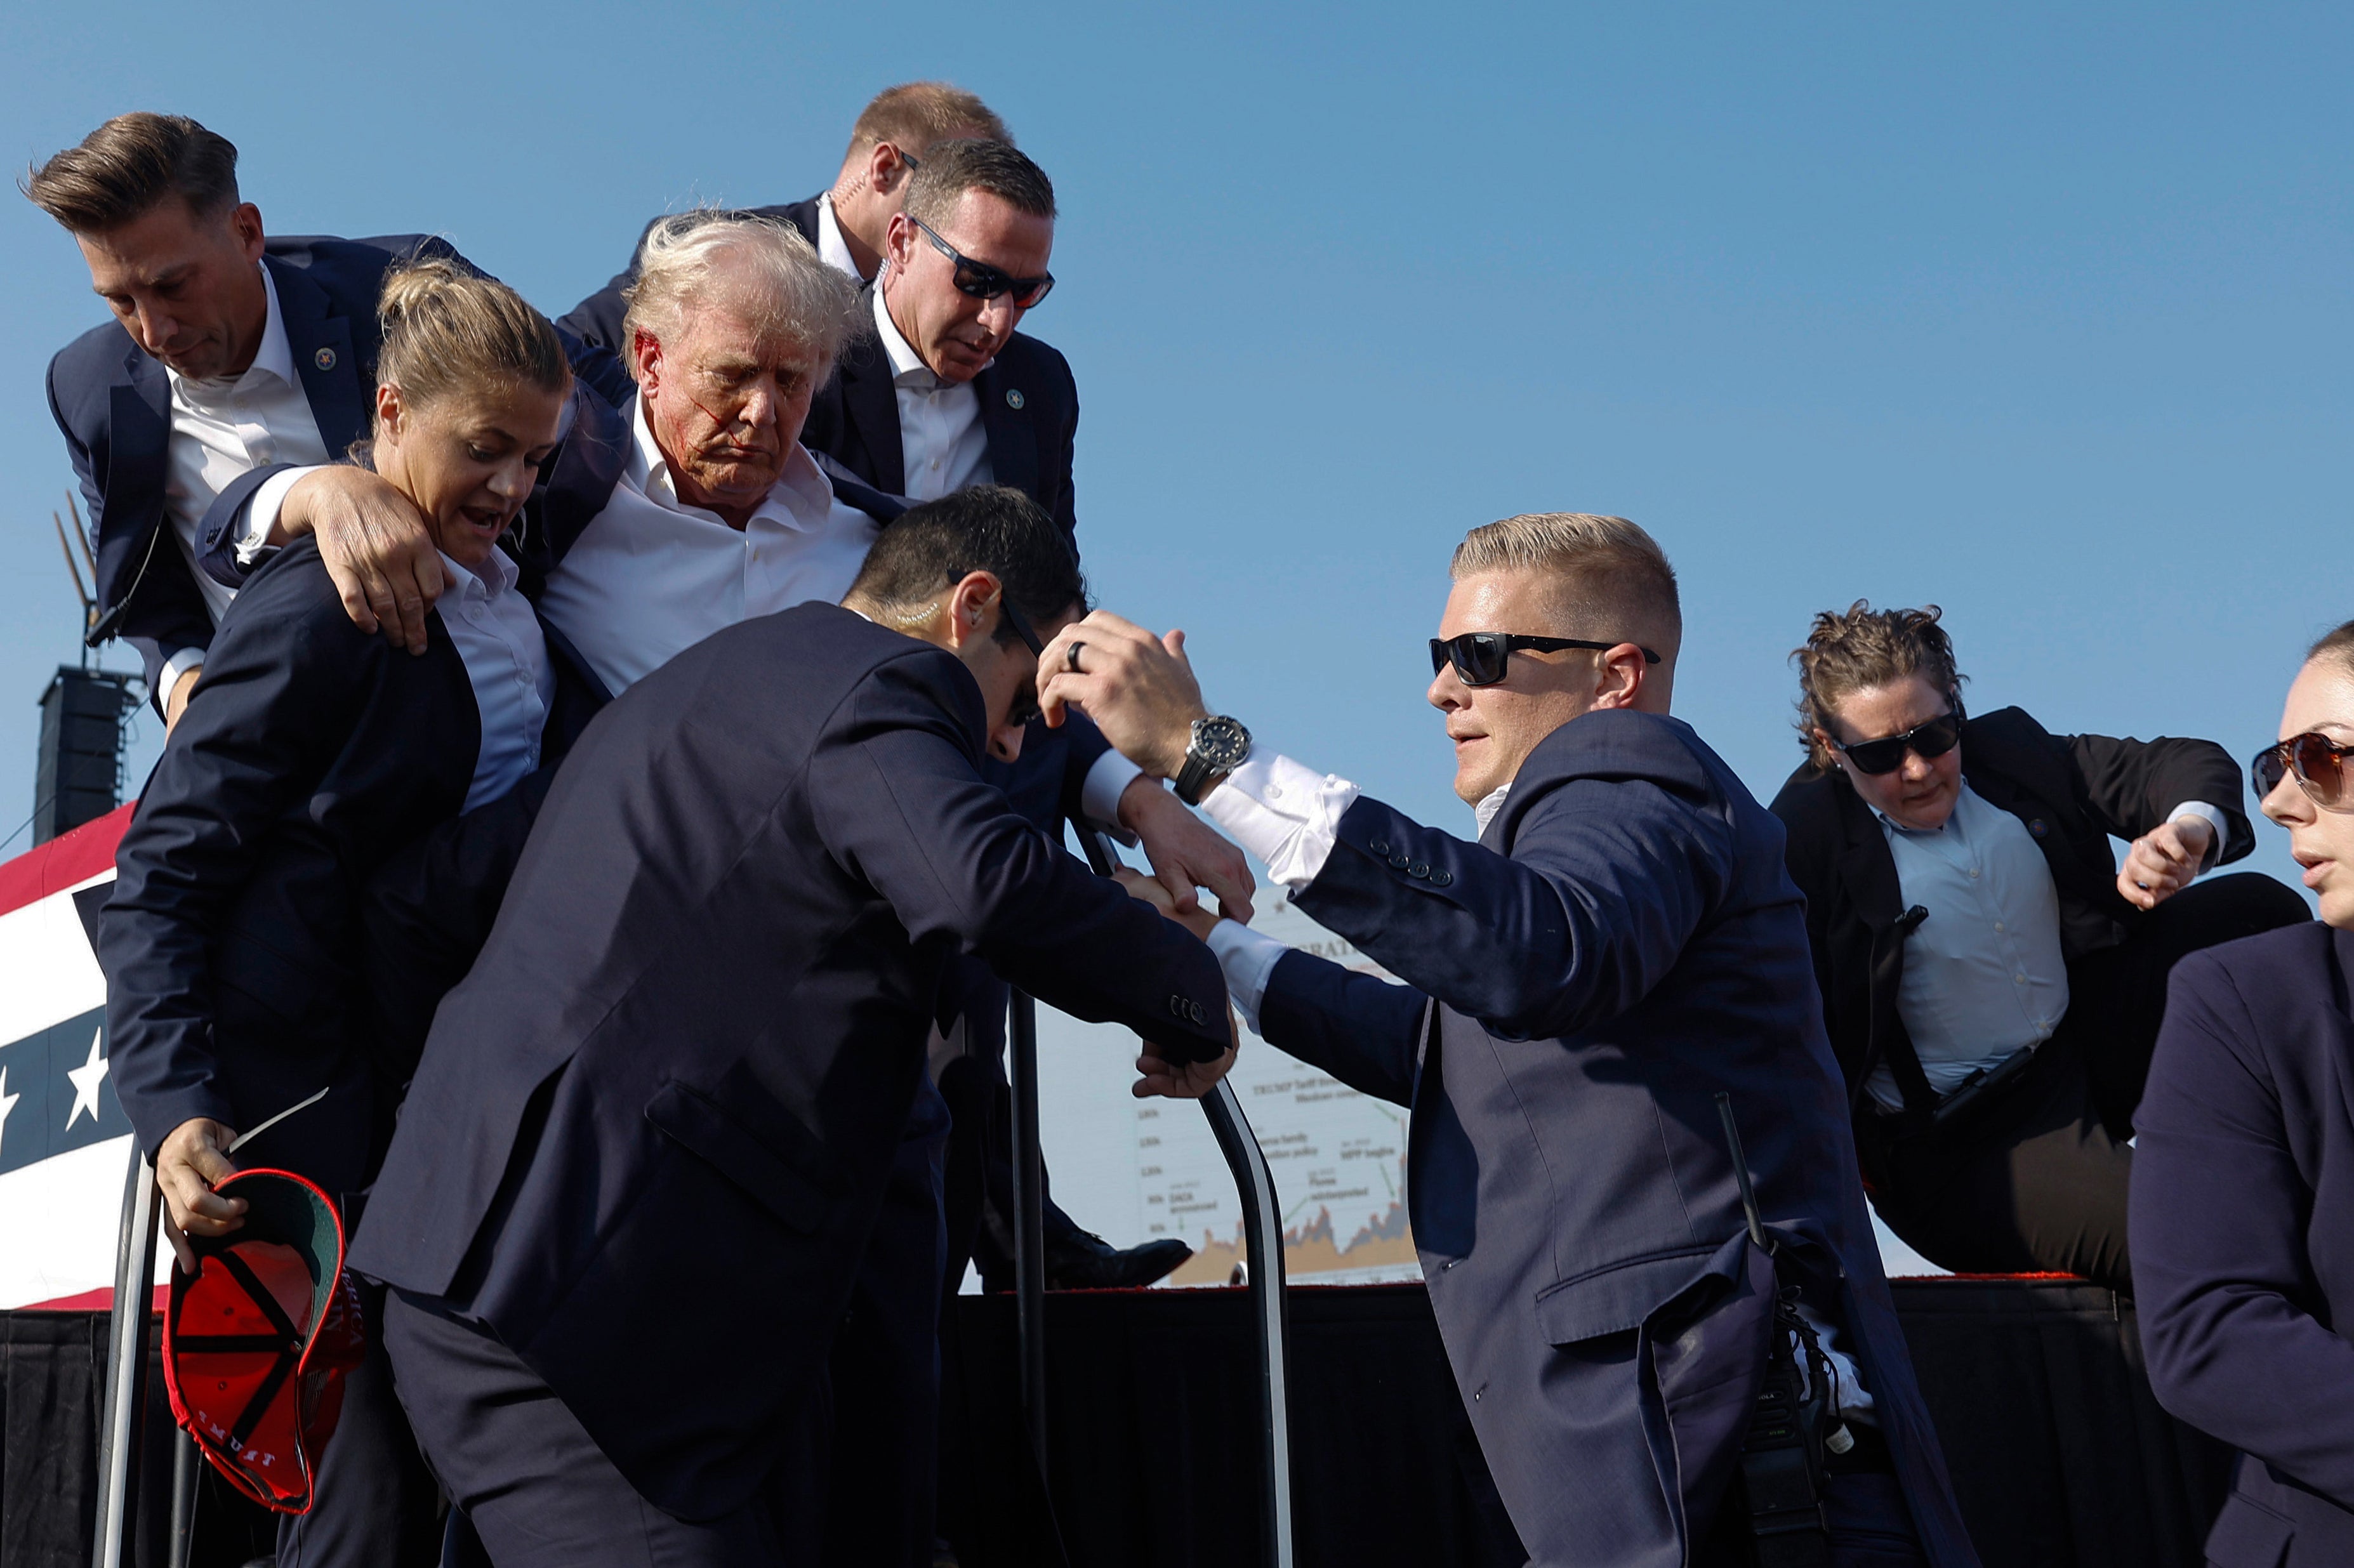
[1251,946,1424,1106]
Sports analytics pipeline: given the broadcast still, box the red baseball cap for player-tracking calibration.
[161,1168,366,1513]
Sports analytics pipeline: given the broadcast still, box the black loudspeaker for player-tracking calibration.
[35,666,137,845]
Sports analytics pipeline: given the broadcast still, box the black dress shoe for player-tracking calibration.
[1043,1230,1193,1289]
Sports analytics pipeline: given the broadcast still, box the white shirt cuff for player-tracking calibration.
[1197,746,1359,894]
[2166,801,2232,873]
[1205,918,1288,1038]
[237,465,322,564]
[1080,748,1145,843]
[159,646,206,698]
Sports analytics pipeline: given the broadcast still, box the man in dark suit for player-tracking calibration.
[1770,603,2305,1291]
[26,112,499,720]
[349,488,1232,1568]
[1043,513,1976,1567]
[557,79,1009,347]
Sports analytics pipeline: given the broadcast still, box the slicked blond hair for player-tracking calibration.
[620,211,863,375]
[1450,513,1681,658]
[845,82,1011,164]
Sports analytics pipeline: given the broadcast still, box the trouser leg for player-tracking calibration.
[277,1282,442,1568]
[381,1293,798,1568]
[2076,871,2310,1131]
[821,1086,949,1568]
[1870,1039,2136,1293]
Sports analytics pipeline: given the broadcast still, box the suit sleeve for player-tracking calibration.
[1257,947,1427,1107]
[806,653,1229,1061]
[2065,730,2254,865]
[556,215,659,350]
[2131,951,2354,1504]
[1295,772,1736,1043]
[96,580,375,1155]
[50,356,215,708]
[1050,364,1078,537]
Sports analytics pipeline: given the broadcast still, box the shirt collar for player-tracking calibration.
[625,393,837,528]
[814,195,864,282]
[171,261,300,398]
[871,284,935,389]
[1871,779,1978,837]
[1474,783,1512,838]
[438,544,521,601]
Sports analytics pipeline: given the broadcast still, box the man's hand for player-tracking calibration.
[162,666,199,733]
[1114,866,1222,942]
[155,1117,246,1272]
[1120,779,1256,923]
[282,467,449,654]
[1132,1025,1239,1100]
[2118,815,2216,911]
[1038,611,1211,779]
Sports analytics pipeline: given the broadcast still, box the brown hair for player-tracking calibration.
[373,258,568,433]
[1792,602,1964,770]
[903,138,1057,227]
[23,112,240,233]
[844,82,1011,166]
[1449,513,1681,659]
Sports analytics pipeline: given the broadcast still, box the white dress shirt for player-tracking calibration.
[534,398,887,695]
[871,287,993,501]
[1189,741,1875,1418]
[1867,786,2232,1112]
[433,546,554,811]
[814,195,864,280]
[160,263,333,687]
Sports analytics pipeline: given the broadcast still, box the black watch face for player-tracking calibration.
[1194,716,1252,771]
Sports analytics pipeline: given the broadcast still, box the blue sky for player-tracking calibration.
[1,2,2346,897]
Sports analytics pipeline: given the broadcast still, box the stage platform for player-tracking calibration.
[2,1275,2230,1567]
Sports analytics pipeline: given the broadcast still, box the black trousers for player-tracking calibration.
[1861,873,2306,1294]
[279,1283,442,1568]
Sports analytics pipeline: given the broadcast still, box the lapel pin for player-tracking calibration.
[314,347,337,371]
[2029,819,2048,837]
[1005,388,1025,409]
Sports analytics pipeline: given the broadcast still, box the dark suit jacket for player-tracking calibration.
[1250,711,1976,1568]
[801,284,1080,538]
[348,602,1229,1519]
[46,235,461,704]
[95,537,583,1209]
[2132,921,2354,1567]
[557,195,824,351]
[1768,706,2251,1114]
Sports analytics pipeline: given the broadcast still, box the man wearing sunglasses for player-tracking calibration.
[1040,514,1976,1567]
[1769,602,2306,1295]
[559,80,1010,348]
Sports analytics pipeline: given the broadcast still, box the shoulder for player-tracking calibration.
[266,234,463,293]
[1962,704,2060,758]
[1766,760,1851,858]
[214,537,388,664]
[1518,710,1721,798]
[2171,919,2332,1014]
[998,331,1075,395]
[48,319,135,411]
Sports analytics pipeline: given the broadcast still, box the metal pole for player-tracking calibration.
[1008,989,1049,1480]
[1080,829,1294,1567]
[93,1145,161,1568]
[168,1428,199,1568]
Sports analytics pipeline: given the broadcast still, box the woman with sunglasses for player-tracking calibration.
[1769,602,2303,1291]
[2131,625,2354,1566]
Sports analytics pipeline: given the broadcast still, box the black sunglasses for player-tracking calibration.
[996,595,1045,725]
[2251,730,2354,812]
[1833,704,1965,776]
[910,216,1055,308]
[1429,631,1662,688]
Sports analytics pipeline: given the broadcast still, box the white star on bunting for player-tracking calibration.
[0,1064,18,1159]
[65,1027,109,1130]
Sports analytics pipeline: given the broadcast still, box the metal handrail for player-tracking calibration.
[1041,830,1293,1567]
[91,1146,159,1568]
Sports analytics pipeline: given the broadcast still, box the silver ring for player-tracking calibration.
[1066,641,1085,673]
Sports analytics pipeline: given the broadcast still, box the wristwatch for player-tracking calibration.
[1173,715,1252,806]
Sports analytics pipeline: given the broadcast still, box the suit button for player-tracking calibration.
[1369,839,1392,857]
[1388,853,1410,869]
[1408,861,1431,879]
[1432,870,1454,887]
[1189,1001,1207,1025]
[1168,996,1184,1016]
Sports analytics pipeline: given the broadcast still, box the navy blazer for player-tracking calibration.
[801,284,1080,538]
[46,234,461,705]
[1771,707,2253,1112]
[348,602,1229,1520]
[95,537,589,1209]
[557,195,824,352]
[1253,711,1976,1568]
[2133,921,2354,1567]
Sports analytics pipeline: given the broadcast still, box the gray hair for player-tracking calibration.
[619,210,863,374]
[1450,512,1682,654]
